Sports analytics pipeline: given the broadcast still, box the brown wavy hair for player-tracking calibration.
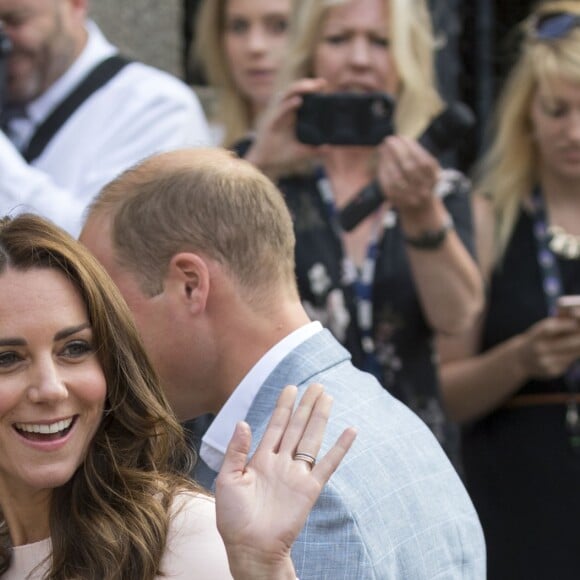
[0,214,203,580]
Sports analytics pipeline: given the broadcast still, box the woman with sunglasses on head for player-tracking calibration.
[0,212,355,580]
[234,0,484,464]
[193,0,291,147]
[438,2,580,577]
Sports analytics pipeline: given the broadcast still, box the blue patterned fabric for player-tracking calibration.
[198,330,485,579]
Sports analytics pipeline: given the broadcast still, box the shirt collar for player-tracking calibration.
[200,321,323,472]
[26,21,117,126]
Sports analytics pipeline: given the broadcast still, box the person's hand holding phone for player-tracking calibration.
[515,310,580,381]
[244,78,327,177]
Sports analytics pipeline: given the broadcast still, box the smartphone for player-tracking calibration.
[556,295,580,317]
[295,92,395,146]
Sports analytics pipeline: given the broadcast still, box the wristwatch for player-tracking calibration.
[404,215,454,250]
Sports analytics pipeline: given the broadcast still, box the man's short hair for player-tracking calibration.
[88,148,298,299]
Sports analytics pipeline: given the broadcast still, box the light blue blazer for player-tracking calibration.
[195,330,486,579]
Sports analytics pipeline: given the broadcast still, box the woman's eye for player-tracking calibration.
[267,17,288,35]
[371,36,389,48]
[226,19,249,34]
[549,108,567,118]
[540,99,568,118]
[324,34,348,45]
[62,340,93,359]
[545,106,567,118]
[0,351,21,368]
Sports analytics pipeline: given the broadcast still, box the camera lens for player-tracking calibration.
[371,98,388,118]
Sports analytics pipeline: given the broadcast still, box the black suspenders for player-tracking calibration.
[24,55,132,163]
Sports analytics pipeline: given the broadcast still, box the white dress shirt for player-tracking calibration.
[0,21,211,237]
[200,322,323,472]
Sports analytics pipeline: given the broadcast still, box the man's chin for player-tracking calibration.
[6,78,42,107]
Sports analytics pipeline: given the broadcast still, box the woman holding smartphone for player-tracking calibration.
[242,0,483,460]
[438,2,580,577]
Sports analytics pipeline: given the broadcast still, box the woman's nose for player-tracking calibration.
[349,37,372,67]
[247,26,268,53]
[566,109,580,142]
[27,359,69,404]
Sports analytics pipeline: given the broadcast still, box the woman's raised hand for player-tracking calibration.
[215,383,357,580]
[376,136,441,215]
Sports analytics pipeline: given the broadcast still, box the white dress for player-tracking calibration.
[3,492,233,579]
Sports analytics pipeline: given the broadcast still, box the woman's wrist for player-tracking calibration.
[226,545,297,580]
[404,215,454,250]
[508,333,533,385]
[398,197,451,239]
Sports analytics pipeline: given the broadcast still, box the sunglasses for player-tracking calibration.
[529,12,580,41]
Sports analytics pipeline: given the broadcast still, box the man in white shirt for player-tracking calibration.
[80,147,486,580]
[0,0,210,236]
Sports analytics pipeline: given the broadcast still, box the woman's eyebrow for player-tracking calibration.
[54,322,91,341]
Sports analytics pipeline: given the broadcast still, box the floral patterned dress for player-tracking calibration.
[277,168,475,464]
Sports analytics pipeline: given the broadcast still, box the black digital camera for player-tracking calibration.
[296,92,395,146]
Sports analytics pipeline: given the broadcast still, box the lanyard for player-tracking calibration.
[316,168,383,378]
[530,186,580,447]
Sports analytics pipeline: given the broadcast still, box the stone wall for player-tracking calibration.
[88,0,184,79]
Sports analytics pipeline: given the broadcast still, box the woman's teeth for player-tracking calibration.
[14,417,74,439]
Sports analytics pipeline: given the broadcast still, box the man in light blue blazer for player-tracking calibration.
[81,147,486,579]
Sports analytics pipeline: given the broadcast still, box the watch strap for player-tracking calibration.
[404,215,454,250]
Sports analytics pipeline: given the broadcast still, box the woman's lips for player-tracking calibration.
[13,416,77,445]
[246,69,275,82]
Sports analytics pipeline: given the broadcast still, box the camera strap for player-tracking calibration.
[23,54,132,164]
[316,167,384,380]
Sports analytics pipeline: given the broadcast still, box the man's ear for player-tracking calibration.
[166,252,210,314]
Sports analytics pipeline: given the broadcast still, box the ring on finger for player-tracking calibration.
[293,451,316,468]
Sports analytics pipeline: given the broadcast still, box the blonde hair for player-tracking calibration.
[476,0,580,263]
[88,148,299,307]
[279,0,443,137]
[194,0,254,147]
